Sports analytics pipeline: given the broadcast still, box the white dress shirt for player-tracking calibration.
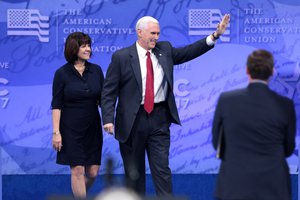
[136,42,167,104]
[136,36,215,104]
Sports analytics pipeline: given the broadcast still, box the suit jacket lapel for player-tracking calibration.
[153,47,173,90]
[129,44,143,95]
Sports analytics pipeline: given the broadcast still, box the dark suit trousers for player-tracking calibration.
[119,102,172,196]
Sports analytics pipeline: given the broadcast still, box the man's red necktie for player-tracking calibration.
[144,51,154,114]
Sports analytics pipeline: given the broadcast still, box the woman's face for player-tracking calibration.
[77,43,91,61]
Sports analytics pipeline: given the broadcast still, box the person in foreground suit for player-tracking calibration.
[101,15,230,195]
[212,49,296,200]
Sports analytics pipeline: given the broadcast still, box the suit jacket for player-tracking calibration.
[101,38,213,142]
[212,82,296,200]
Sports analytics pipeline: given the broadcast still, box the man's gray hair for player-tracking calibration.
[135,16,159,30]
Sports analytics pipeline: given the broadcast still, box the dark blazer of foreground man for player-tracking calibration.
[101,15,230,196]
[212,49,296,200]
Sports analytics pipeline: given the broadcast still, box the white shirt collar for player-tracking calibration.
[136,42,152,58]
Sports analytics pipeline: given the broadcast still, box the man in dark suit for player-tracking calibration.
[212,49,296,200]
[101,15,230,196]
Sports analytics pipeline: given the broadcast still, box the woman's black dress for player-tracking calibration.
[51,61,104,166]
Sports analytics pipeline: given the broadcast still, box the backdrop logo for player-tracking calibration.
[188,9,230,42]
[7,9,50,42]
[0,77,9,109]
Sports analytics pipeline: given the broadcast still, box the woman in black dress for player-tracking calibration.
[51,32,104,198]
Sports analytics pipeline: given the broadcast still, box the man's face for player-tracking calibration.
[137,21,160,50]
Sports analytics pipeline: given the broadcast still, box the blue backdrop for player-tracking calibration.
[0,0,299,176]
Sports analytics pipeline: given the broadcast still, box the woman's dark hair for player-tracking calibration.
[64,32,92,63]
[247,49,274,81]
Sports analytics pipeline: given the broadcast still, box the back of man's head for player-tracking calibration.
[246,49,274,81]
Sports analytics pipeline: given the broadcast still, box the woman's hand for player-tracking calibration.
[52,132,62,152]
